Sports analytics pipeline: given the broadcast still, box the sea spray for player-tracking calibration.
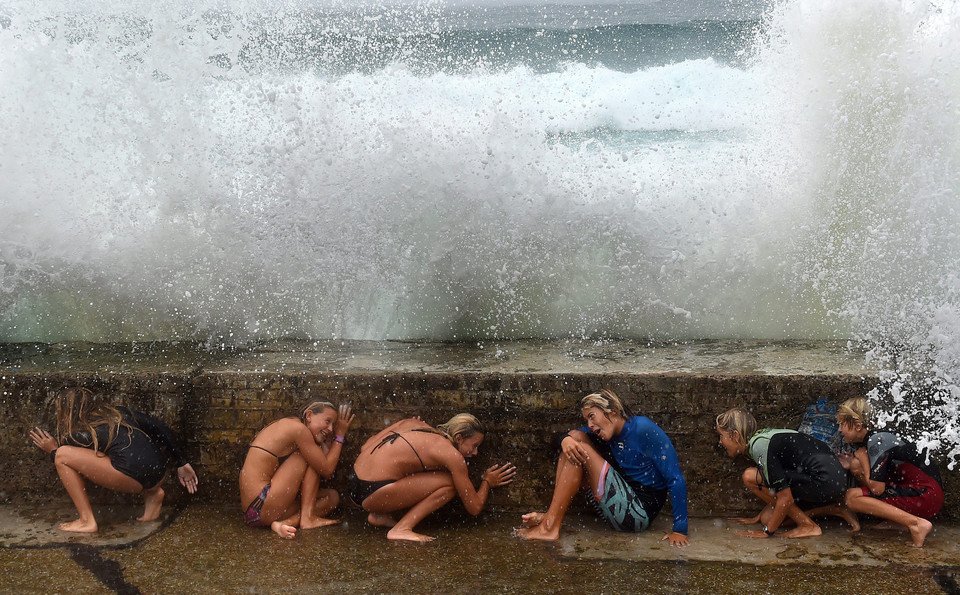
[2,0,960,462]
[753,0,960,465]
[1,1,806,343]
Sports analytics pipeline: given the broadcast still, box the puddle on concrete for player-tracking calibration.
[0,503,173,549]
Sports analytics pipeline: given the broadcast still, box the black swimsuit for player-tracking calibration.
[63,407,189,489]
[349,429,434,505]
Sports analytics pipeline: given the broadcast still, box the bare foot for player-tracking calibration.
[60,518,98,533]
[138,487,165,522]
[781,522,822,539]
[386,527,435,542]
[521,512,544,528]
[367,513,397,528]
[514,519,560,541]
[908,518,933,548]
[839,509,860,532]
[271,521,297,539]
[300,517,340,530]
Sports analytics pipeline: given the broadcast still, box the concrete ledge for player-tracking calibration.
[5,339,948,519]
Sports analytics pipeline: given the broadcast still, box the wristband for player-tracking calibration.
[334,435,345,444]
[762,524,774,536]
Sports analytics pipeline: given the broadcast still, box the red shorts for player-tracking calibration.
[861,462,943,520]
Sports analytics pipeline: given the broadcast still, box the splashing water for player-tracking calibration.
[754,0,960,465]
[1,1,959,461]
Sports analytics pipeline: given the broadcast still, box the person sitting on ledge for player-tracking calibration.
[836,397,942,547]
[239,400,354,539]
[29,386,198,533]
[715,407,855,539]
[349,413,517,542]
[515,389,690,546]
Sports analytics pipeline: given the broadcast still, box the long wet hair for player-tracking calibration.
[436,413,484,442]
[579,389,634,420]
[54,387,132,452]
[715,407,758,450]
[837,397,872,429]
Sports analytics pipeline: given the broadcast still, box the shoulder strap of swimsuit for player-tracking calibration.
[371,430,428,471]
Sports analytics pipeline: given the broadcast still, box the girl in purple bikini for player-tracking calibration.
[239,400,354,539]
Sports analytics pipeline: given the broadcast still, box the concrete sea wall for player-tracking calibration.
[2,340,954,519]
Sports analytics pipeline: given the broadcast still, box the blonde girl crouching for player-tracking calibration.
[239,400,354,539]
[716,407,852,539]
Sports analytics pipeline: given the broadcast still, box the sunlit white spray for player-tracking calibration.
[1,0,959,462]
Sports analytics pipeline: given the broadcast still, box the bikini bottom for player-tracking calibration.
[243,483,271,527]
[348,472,393,506]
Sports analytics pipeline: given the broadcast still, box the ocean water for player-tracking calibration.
[1,1,959,457]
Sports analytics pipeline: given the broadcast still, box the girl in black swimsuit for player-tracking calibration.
[29,387,198,533]
[716,407,854,539]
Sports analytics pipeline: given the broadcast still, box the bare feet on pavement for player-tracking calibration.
[386,528,435,542]
[909,518,933,548]
[300,517,340,530]
[271,521,297,539]
[521,512,544,528]
[781,522,822,538]
[60,518,98,533]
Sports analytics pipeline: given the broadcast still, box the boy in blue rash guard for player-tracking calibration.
[515,389,689,546]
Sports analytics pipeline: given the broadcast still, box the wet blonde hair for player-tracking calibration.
[836,397,872,429]
[54,387,131,452]
[580,389,634,420]
[715,407,758,449]
[436,413,484,442]
[298,400,337,422]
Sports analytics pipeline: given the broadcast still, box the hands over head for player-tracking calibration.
[336,403,355,435]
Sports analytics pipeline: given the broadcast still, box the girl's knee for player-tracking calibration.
[843,487,863,506]
[324,489,340,507]
[53,446,83,466]
[742,467,761,488]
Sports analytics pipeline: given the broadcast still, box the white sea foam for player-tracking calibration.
[750,0,960,464]
[0,4,789,342]
[2,0,959,459]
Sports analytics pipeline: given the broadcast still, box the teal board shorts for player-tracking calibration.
[591,462,653,532]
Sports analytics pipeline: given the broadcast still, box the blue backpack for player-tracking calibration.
[797,398,843,453]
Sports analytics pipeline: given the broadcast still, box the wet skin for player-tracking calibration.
[518,407,688,546]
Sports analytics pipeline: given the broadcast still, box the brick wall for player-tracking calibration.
[10,368,931,518]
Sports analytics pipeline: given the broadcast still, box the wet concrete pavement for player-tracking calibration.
[2,501,958,594]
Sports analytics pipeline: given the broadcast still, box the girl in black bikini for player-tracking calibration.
[350,413,517,542]
[29,387,198,533]
[239,400,354,539]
